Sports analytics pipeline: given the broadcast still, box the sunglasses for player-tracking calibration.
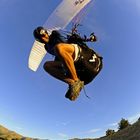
[40,29,48,36]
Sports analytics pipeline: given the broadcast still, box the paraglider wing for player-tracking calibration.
[43,0,91,34]
[28,0,91,71]
[28,40,46,72]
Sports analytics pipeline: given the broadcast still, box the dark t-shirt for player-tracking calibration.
[44,30,66,55]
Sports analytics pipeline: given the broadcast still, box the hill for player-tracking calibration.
[0,125,35,140]
[1,119,140,140]
[70,119,140,140]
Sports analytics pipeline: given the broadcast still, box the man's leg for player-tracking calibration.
[43,61,74,84]
[54,43,84,101]
[54,43,79,83]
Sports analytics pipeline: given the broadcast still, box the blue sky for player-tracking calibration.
[0,0,140,140]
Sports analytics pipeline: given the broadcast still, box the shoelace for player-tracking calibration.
[66,82,91,100]
[83,86,90,99]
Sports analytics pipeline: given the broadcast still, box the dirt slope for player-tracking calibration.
[70,119,140,140]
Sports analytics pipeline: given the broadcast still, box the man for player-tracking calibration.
[33,26,103,101]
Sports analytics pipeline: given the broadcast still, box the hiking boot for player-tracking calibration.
[65,80,84,101]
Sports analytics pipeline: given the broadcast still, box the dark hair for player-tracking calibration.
[33,26,48,42]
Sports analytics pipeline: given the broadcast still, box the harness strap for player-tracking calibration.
[74,44,82,62]
[95,55,102,72]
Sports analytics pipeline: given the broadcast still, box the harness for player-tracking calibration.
[67,33,103,73]
[75,45,103,73]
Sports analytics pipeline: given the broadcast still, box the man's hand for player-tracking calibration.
[90,33,97,42]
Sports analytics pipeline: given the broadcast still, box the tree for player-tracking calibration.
[118,118,130,130]
[106,129,115,136]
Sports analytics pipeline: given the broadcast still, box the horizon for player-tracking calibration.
[0,0,140,140]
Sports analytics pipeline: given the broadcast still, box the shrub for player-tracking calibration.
[106,129,115,136]
[118,118,130,130]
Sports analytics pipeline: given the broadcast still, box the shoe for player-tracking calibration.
[65,80,84,101]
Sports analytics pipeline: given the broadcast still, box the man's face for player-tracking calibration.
[41,33,49,43]
[40,29,49,43]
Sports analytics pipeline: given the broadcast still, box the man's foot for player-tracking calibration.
[65,80,84,101]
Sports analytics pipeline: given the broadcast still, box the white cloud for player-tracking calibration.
[108,122,118,127]
[58,133,68,138]
[61,122,70,126]
[128,113,140,124]
[108,113,140,129]
[87,128,101,134]
[55,121,70,127]
[15,126,23,130]
[107,122,118,131]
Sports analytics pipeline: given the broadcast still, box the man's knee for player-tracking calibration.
[54,43,66,55]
